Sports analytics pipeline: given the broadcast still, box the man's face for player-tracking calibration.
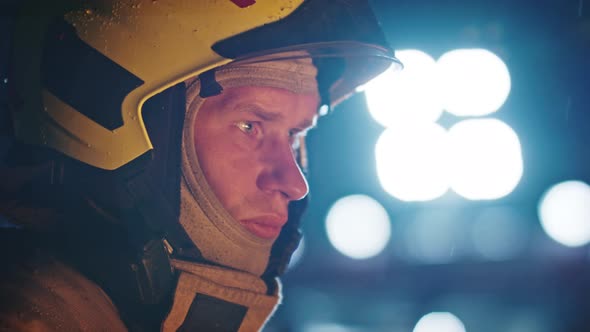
[193,85,319,240]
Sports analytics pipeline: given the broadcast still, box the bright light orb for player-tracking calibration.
[538,181,590,247]
[437,48,511,116]
[448,119,523,200]
[376,123,450,202]
[413,312,466,332]
[325,195,391,259]
[363,49,442,127]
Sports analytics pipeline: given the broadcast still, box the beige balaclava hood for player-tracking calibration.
[179,54,319,277]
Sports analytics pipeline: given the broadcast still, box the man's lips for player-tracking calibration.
[238,215,287,239]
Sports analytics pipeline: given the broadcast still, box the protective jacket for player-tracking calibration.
[0,204,280,331]
[0,229,129,331]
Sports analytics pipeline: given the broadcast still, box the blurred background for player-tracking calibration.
[1,0,589,331]
[266,0,590,331]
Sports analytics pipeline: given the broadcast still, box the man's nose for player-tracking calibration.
[256,139,309,201]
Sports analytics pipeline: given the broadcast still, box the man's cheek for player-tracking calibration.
[230,134,259,151]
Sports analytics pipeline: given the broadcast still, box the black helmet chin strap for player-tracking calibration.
[120,83,202,305]
[262,197,308,284]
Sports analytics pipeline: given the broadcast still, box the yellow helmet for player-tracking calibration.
[10,0,400,170]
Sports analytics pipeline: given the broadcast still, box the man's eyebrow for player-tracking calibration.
[243,105,283,122]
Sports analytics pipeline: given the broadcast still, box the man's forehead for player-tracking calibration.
[216,85,320,127]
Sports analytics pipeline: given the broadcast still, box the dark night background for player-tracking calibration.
[1,1,589,331]
[270,1,590,331]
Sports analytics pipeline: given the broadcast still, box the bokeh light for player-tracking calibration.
[375,123,450,202]
[413,312,466,332]
[437,48,511,116]
[471,207,528,260]
[363,49,442,127]
[538,181,590,247]
[448,119,523,200]
[325,195,391,259]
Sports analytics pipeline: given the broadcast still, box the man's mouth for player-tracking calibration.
[239,216,286,239]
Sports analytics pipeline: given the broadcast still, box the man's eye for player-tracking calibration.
[236,121,256,134]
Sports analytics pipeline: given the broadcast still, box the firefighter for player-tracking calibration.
[0,0,401,330]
